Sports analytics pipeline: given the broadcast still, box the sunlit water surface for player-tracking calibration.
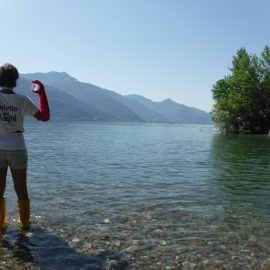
[1,121,270,269]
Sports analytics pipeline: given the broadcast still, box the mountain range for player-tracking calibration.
[18,72,212,124]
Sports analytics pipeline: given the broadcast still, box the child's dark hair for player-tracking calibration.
[0,63,19,88]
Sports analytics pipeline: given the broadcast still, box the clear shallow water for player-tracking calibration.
[2,121,270,269]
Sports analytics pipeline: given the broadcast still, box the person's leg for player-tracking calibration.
[0,150,8,229]
[11,168,30,230]
[10,168,28,199]
[0,167,8,229]
[0,167,8,198]
[9,150,30,230]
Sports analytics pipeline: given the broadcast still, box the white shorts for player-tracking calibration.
[0,150,28,169]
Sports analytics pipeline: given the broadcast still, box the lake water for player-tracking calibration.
[1,121,270,269]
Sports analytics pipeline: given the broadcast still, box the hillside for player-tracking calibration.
[21,72,212,124]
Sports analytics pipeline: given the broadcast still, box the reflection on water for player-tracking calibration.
[0,230,34,266]
[0,226,128,270]
[203,134,270,270]
[210,134,270,220]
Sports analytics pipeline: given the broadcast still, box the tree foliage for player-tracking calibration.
[212,46,270,134]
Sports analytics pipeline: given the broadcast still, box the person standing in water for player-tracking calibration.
[0,63,50,230]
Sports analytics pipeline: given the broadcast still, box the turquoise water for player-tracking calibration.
[1,121,270,269]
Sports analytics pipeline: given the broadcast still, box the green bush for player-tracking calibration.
[212,46,270,134]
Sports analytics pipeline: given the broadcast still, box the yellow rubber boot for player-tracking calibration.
[18,198,30,230]
[0,197,7,229]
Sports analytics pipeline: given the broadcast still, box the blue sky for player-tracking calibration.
[1,0,270,112]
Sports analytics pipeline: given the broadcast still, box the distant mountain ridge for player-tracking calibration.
[20,72,212,124]
[125,95,211,124]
